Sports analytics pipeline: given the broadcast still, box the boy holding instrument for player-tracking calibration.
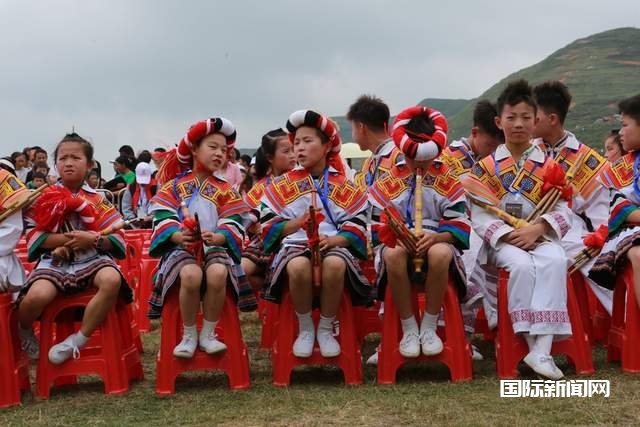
[368,106,470,357]
[532,80,613,314]
[462,80,571,380]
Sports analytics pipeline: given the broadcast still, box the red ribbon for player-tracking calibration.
[583,224,608,249]
[378,212,398,248]
[542,162,573,202]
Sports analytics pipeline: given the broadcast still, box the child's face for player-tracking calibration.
[87,174,99,188]
[620,114,640,152]
[33,177,45,188]
[270,137,297,175]
[472,128,502,158]
[293,126,330,170]
[56,142,91,186]
[496,102,537,145]
[604,136,622,163]
[533,107,555,139]
[35,152,47,163]
[35,167,48,175]
[14,155,26,169]
[192,133,227,173]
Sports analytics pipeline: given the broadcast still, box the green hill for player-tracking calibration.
[447,27,640,149]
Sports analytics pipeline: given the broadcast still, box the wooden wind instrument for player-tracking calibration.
[382,206,418,255]
[0,184,49,223]
[526,150,588,223]
[413,169,425,272]
[52,217,137,261]
[469,196,531,229]
[568,247,601,275]
[309,191,322,288]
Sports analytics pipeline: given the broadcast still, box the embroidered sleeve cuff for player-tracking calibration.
[541,212,571,239]
[485,222,514,249]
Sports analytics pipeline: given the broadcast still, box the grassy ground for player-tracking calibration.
[2,311,639,426]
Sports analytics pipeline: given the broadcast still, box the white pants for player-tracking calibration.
[489,241,572,337]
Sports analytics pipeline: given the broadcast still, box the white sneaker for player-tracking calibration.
[293,330,315,358]
[173,334,197,359]
[366,349,379,365]
[471,344,484,361]
[199,329,227,355]
[523,352,564,380]
[317,330,341,358]
[420,328,443,356]
[48,334,80,365]
[19,327,40,360]
[399,330,420,358]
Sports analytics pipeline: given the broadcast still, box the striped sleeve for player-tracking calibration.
[260,202,287,254]
[216,213,245,263]
[336,189,369,260]
[149,210,180,258]
[609,189,640,235]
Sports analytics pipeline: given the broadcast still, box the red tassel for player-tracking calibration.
[378,224,397,248]
[542,162,572,202]
[583,224,608,249]
[156,149,189,185]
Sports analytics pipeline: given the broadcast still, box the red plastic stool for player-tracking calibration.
[495,269,594,379]
[607,265,640,372]
[570,272,596,346]
[259,300,279,350]
[35,291,143,399]
[377,281,472,384]
[355,301,383,343]
[474,307,496,342]
[585,281,611,345]
[0,293,30,408]
[271,288,362,386]
[155,287,250,395]
[136,258,158,333]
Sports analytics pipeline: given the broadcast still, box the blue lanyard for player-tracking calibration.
[366,157,381,187]
[633,154,640,199]
[460,139,476,166]
[312,167,337,228]
[404,175,416,229]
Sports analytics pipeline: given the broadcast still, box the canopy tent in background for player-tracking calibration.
[341,142,371,171]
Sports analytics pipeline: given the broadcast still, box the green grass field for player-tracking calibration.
[2,311,640,426]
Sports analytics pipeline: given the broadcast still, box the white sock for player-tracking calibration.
[532,334,553,356]
[318,315,335,334]
[420,312,439,332]
[201,318,217,336]
[183,323,197,338]
[73,331,90,349]
[400,316,419,335]
[296,311,314,334]
[524,333,536,351]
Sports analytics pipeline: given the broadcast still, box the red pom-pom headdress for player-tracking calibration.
[157,117,236,184]
[286,109,344,173]
[392,106,448,161]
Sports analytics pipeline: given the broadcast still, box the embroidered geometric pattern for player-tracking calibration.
[510,309,570,324]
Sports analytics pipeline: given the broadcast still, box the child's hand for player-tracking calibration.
[64,230,99,251]
[506,224,544,251]
[181,228,196,247]
[416,233,440,256]
[201,231,225,246]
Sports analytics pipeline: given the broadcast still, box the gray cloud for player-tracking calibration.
[1,0,638,170]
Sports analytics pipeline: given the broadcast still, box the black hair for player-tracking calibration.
[31,171,46,181]
[233,148,241,161]
[619,94,640,123]
[118,144,135,158]
[32,161,50,173]
[153,147,166,153]
[137,150,152,164]
[33,148,48,158]
[11,151,26,162]
[405,114,436,141]
[346,94,390,133]
[496,79,537,116]
[240,154,251,165]
[255,128,288,180]
[114,155,134,170]
[473,100,503,141]
[606,131,627,156]
[88,169,100,178]
[54,132,94,162]
[532,81,572,124]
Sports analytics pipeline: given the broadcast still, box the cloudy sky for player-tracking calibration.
[1,0,638,171]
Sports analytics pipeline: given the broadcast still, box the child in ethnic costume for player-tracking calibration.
[0,169,29,294]
[369,106,471,358]
[17,133,132,364]
[242,129,296,292]
[532,81,612,314]
[260,110,371,358]
[148,117,255,358]
[590,94,640,310]
[463,80,571,380]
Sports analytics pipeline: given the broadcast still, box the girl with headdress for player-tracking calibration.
[260,110,371,358]
[148,117,256,359]
[17,133,132,364]
[368,105,472,359]
[241,128,296,292]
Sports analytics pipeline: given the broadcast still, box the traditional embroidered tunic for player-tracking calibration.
[17,183,132,303]
[147,171,256,317]
[0,170,28,293]
[534,132,613,313]
[260,166,371,305]
[368,159,472,308]
[463,144,572,337]
[589,152,640,288]
[242,175,273,272]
